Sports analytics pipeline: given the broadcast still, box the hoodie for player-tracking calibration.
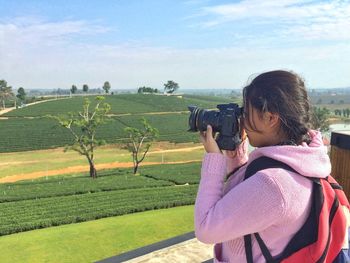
[195,130,331,263]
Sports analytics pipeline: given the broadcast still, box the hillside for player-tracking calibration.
[3,94,236,117]
[0,94,238,152]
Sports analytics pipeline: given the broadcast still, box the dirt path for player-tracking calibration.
[0,159,201,183]
[0,98,67,116]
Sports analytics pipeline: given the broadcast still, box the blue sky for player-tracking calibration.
[0,0,349,90]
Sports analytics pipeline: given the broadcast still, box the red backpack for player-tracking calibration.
[244,156,350,263]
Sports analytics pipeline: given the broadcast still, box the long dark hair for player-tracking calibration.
[242,70,312,144]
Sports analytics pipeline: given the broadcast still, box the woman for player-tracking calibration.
[195,70,334,262]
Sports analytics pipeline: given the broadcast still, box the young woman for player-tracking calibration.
[195,70,332,262]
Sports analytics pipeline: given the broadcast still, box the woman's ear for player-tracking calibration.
[263,112,280,128]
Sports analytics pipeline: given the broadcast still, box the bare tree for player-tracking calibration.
[123,118,159,174]
[51,96,111,178]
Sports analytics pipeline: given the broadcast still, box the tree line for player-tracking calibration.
[334,108,350,117]
[137,80,179,94]
[0,79,114,109]
[70,81,111,94]
[1,78,181,109]
[0,80,27,109]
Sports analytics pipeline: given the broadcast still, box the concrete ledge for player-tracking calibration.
[96,232,198,263]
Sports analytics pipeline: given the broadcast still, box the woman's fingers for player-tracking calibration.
[222,150,238,158]
[199,131,206,144]
[199,125,221,154]
[206,125,212,138]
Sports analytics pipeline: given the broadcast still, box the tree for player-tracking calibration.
[123,118,159,174]
[71,85,78,94]
[137,86,158,94]
[312,107,330,132]
[51,97,111,178]
[346,108,350,118]
[102,81,111,94]
[163,80,179,94]
[16,87,26,102]
[334,109,342,116]
[0,80,14,109]
[83,84,89,93]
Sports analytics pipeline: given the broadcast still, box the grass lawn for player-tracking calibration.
[0,205,195,263]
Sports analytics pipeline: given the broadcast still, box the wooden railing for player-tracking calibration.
[330,131,350,198]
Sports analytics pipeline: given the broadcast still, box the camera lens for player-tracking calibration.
[188,105,217,132]
[188,106,200,131]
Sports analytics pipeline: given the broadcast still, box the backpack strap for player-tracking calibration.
[244,156,300,180]
[244,235,254,263]
[243,156,302,263]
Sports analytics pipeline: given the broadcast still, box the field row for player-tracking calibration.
[141,162,201,184]
[0,162,201,202]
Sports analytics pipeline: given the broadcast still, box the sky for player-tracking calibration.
[0,0,349,90]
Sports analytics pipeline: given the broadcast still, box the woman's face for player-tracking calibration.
[242,103,280,147]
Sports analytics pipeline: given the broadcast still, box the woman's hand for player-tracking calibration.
[222,129,247,159]
[199,125,221,154]
[222,149,238,159]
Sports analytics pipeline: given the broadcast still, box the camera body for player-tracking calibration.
[188,103,243,150]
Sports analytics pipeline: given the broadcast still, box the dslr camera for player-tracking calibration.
[188,103,243,150]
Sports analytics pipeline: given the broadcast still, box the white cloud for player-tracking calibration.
[0,15,349,90]
[198,0,350,41]
[0,18,109,49]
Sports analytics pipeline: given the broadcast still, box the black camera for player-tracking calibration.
[188,103,243,150]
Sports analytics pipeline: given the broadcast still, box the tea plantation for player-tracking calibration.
[0,94,237,152]
[0,162,201,236]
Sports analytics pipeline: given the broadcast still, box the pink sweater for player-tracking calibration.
[195,130,331,263]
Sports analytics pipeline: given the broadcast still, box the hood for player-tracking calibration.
[248,130,331,179]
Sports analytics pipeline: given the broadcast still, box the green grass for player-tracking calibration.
[0,205,195,263]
